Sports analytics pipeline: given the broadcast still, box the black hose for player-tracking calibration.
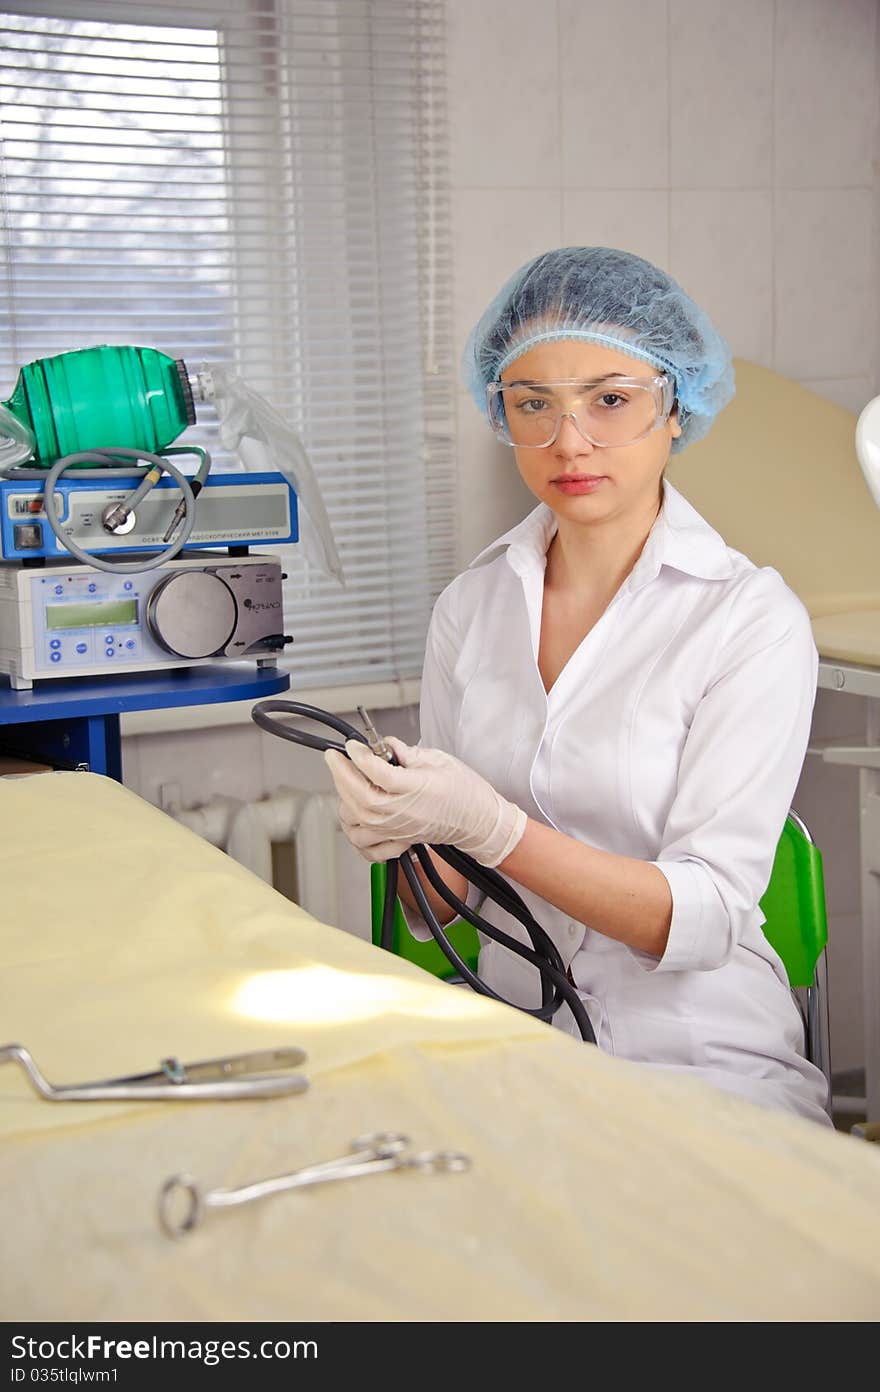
[251,699,596,1045]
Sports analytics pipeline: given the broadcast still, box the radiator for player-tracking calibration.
[162,787,347,930]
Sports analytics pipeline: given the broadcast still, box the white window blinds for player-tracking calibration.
[0,0,455,688]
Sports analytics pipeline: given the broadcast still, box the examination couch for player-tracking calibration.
[2,771,880,1322]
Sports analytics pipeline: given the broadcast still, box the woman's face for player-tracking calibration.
[497,339,680,526]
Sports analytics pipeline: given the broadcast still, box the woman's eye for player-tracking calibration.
[597,392,626,409]
[516,398,549,414]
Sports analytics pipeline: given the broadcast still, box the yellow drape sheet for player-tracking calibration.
[2,772,880,1321]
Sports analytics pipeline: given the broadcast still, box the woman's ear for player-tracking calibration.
[669,402,682,440]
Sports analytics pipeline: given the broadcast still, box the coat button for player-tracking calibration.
[568,921,579,936]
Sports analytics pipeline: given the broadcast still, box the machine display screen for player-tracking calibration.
[46,599,138,630]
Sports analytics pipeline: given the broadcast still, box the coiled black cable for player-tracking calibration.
[251,699,596,1044]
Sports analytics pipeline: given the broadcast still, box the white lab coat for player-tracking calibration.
[414,482,830,1125]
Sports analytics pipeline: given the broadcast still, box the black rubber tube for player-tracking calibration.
[251,699,596,1044]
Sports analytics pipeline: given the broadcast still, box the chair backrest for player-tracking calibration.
[370,862,480,980]
[759,812,828,989]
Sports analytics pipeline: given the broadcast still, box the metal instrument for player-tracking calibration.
[157,1132,471,1238]
[0,551,291,688]
[0,470,297,561]
[358,704,396,762]
[0,1044,309,1102]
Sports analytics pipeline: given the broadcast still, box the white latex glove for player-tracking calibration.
[324,736,527,867]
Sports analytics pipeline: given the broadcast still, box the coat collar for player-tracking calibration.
[467,481,737,589]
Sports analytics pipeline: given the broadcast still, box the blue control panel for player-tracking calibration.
[33,573,154,673]
[0,471,298,560]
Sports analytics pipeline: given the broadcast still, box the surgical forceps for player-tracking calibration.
[158,1132,471,1238]
[0,1044,309,1102]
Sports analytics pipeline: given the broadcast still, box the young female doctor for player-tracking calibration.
[325,246,830,1126]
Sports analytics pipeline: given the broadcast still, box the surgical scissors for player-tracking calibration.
[0,1044,309,1102]
[157,1132,471,1238]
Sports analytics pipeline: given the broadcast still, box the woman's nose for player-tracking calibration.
[553,412,595,457]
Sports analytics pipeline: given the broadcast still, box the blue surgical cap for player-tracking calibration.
[462,246,735,451]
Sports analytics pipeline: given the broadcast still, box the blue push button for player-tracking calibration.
[88,583,97,593]
[54,584,63,595]
[105,648,115,659]
[125,639,136,650]
[50,651,62,664]
[123,581,133,591]
[49,638,61,650]
[76,642,87,654]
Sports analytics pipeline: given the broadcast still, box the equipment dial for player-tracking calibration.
[146,570,237,659]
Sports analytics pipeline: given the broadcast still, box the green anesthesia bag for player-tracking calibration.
[0,344,195,467]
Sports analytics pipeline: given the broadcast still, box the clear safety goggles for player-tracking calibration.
[486,374,675,449]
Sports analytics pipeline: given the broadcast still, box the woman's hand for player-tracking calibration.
[324,737,527,866]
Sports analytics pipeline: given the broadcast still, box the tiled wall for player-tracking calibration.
[450,0,879,567]
[124,0,880,1076]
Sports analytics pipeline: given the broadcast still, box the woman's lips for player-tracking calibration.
[551,474,607,495]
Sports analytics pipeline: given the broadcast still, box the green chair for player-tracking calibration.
[370,861,480,982]
[371,811,831,1100]
[758,810,831,1101]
